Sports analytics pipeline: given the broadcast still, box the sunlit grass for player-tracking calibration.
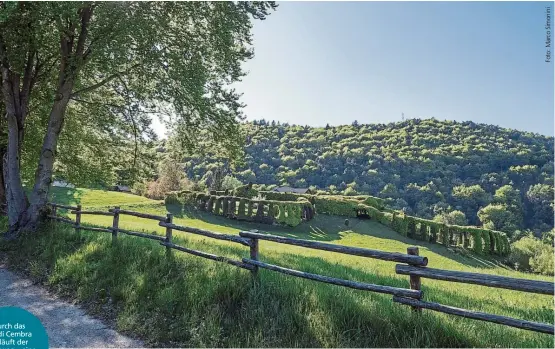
[0,188,553,347]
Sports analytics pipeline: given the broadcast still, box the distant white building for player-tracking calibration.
[112,185,131,193]
[52,180,75,188]
[273,186,312,194]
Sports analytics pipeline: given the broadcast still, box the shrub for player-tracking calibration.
[238,199,246,218]
[164,192,180,206]
[392,213,408,236]
[530,246,554,275]
[131,181,148,196]
[509,235,554,275]
[214,198,222,215]
[146,181,165,199]
[233,184,259,199]
[221,176,243,191]
[379,212,393,227]
[285,204,302,226]
[482,230,491,254]
[406,217,417,238]
[313,197,357,217]
[470,229,483,254]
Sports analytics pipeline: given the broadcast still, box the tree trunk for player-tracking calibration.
[3,112,29,235]
[1,47,33,236]
[24,83,74,231]
[0,148,6,214]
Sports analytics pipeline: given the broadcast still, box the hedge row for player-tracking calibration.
[166,191,314,227]
[367,208,509,256]
[306,194,509,256]
[166,189,510,256]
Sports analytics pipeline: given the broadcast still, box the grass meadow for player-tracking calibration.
[0,187,553,347]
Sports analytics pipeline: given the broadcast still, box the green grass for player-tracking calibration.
[49,186,161,207]
[1,188,553,347]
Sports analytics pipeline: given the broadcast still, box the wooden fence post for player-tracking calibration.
[165,213,173,255]
[249,229,259,278]
[51,204,57,222]
[112,206,120,244]
[75,204,82,233]
[407,246,422,313]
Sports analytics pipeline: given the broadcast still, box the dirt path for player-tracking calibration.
[0,265,143,348]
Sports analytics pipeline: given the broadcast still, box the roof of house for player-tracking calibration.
[273,186,310,194]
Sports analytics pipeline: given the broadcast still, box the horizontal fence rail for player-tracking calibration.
[46,201,554,336]
[47,215,75,224]
[161,242,254,270]
[393,296,554,335]
[71,210,115,216]
[107,208,166,221]
[243,258,422,298]
[120,228,166,242]
[239,231,428,266]
[396,264,554,295]
[159,221,252,247]
[50,203,79,210]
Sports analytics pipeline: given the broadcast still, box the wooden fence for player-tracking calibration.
[47,202,555,335]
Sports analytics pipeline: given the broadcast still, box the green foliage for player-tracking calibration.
[222,198,229,216]
[285,204,302,227]
[391,213,408,236]
[221,176,244,191]
[260,191,312,202]
[313,196,359,217]
[214,198,222,215]
[276,204,286,223]
[471,229,483,254]
[1,1,279,217]
[482,230,491,254]
[233,184,259,199]
[177,191,310,227]
[2,213,553,348]
[180,119,553,233]
[131,181,148,197]
[509,235,554,275]
[526,184,555,231]
[434,210,468,226]
[440,226,450,246]
[379,212,394,227]
[478,204,519,235]
[238,199,246,218]
[164,192,180,206]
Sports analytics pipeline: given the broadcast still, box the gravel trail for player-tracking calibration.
[0,265,143,348]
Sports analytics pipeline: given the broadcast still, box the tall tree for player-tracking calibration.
[1,1,277,237]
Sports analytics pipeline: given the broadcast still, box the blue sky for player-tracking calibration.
[226,1,553,136]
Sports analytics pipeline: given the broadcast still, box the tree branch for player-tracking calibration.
[70,63,141,97]
[75,4,94,59]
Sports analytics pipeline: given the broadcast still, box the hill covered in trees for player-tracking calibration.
[177,118,554,236]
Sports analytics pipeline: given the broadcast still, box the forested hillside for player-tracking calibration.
[179,118,554,235]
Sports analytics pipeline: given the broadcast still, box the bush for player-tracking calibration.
[146,181,165,199]
[509,235,554,275]
[313,196,358,217]
[164,192,180,205]
[131,181,148,196]
[221,176,243,191]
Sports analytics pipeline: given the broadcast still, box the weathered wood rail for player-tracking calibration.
[395,264,554,295]
[47,202,554,335]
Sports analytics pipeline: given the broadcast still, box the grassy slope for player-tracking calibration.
[1,188,553,347]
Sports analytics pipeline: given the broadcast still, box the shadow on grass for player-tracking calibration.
[48,187,86,206]
[166,204,502,270]
[1,222,552,348]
